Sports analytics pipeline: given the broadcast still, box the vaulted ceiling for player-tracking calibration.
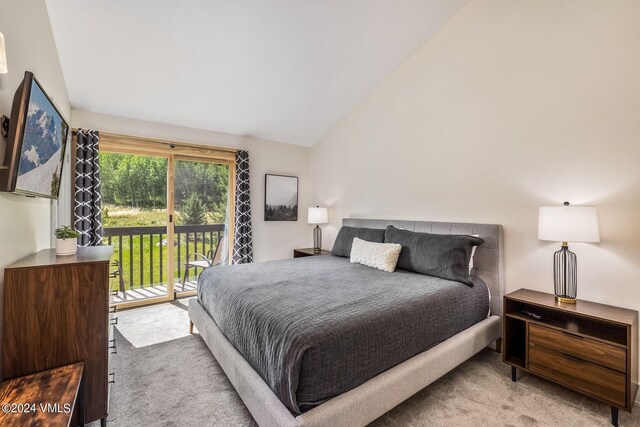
[45,0,469,146]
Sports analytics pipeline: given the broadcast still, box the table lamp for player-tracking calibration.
[538,202,600,303]
[308,206,328,253]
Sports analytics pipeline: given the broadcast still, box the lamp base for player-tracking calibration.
[553,242,578,304]
[313,225,322,252]
[555,296,576,304]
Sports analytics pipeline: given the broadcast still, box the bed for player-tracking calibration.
[188,218,504,427]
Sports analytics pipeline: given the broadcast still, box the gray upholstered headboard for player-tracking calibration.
[342,218,505,317]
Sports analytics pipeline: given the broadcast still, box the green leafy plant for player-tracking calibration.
[55,225,80,240]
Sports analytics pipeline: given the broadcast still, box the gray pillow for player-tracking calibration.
[331,226,385,258]
[384,226,484,286]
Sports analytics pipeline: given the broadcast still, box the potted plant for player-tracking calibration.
[54,225,80,256]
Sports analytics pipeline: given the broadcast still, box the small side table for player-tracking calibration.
[0,362,85,427]
[503,289,638,427]
[293,248,331,258]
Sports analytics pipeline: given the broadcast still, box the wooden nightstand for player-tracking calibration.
[503,289,638,426]
[293,248,331,258]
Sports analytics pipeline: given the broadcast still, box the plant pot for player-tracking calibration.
[56,238,77,256]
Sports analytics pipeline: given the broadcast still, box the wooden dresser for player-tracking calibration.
[2,246,115,426]
[503,289,638,426]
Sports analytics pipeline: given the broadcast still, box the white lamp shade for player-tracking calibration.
[308,207,328,224]
[0,33,7,74]
[538,205,600,243]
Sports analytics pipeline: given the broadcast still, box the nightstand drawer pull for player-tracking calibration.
[529,344,625,407]
[529,324,626,372]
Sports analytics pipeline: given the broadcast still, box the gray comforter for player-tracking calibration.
[197,255,489,415]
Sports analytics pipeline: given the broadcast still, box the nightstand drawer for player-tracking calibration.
[529,344,626,407]
[529,324,626,372]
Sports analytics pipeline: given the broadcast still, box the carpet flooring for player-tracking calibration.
[103,299,640,426]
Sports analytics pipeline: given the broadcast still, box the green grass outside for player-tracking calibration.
[103,205,167,228]
[108,234,220,292]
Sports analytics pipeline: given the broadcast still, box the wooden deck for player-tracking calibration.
[112,280,197,304]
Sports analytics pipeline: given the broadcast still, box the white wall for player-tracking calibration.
[72,109,313,262]
[311,0,640,384]
[0,0,70,375]
[0,0,70,283]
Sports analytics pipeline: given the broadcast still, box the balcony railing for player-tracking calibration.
[103,223,225,294]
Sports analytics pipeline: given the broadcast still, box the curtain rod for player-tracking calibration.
[71,128,239,154]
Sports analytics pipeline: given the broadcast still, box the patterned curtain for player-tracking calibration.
[74,129,103,247]
[232,150,253,264]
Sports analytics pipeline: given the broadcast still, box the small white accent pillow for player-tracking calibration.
[350,237,402,272]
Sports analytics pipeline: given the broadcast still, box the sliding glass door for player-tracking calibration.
[101,152,172,304]
[98,138,235,308]
[174,157,230,297]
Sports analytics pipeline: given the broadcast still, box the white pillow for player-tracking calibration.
[350,237,402,272]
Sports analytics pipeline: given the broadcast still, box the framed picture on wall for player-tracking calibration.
[265,174,298,221]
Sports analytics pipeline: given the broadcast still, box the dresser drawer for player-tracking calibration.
[529,344,626,407]
[529,323,626,372]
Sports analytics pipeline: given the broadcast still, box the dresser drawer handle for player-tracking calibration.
[110,317,118,326]
[108,372,115,384]
[109,306,117,314]
[559,329,583,341]
[559,351,584,364]
[110,290,118,296]
[532,343,584,364]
